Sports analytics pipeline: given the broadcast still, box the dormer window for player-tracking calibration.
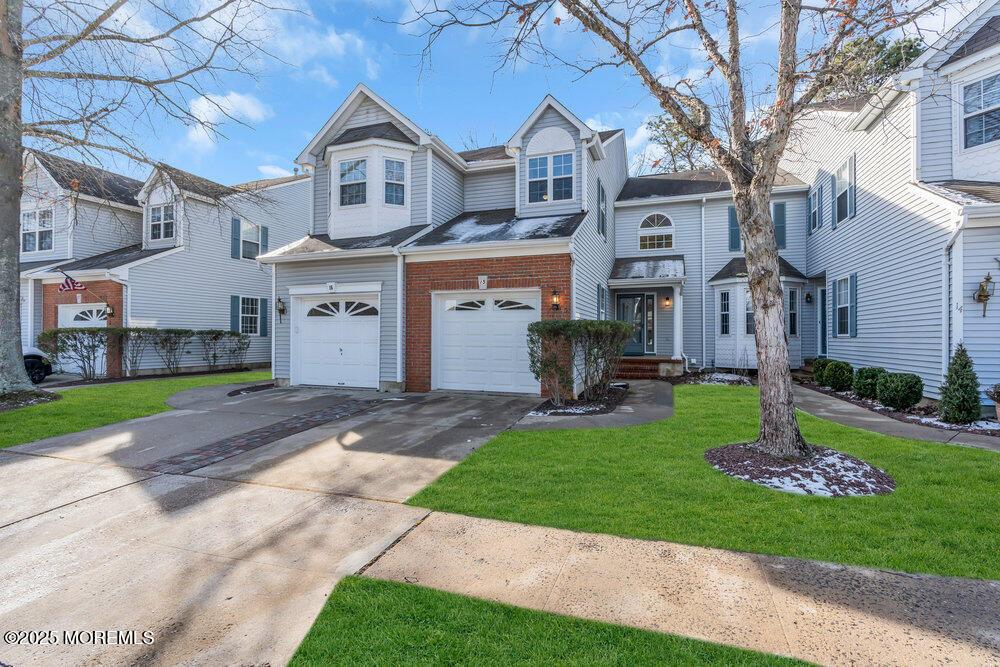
[339,159,367,206]
[384,159,405,206]
[150,204,174,240]
[527,153,573,203]
[638,213,673,250]
[963,73,1000,149]
[21,209,53,252]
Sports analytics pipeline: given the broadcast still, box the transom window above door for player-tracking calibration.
[149,204,175,240]
[638,213,673,250]
[527,153,573,203]
[73,308,107,322]
[21,209,53,252]
[339,159,367,206]
[963,72,1000,149]
[306,300,379,317]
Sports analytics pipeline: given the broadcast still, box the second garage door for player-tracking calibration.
[433,290,540,394]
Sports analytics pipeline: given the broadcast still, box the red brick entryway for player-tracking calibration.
[404,253,572,393]
[42,279,125,378]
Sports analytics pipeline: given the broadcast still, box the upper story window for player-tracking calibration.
[638,213,673,250]
[809,190,819,232]
[597,180,607,237]
[149,204,175,240]
[719,290,730,335]
[836,277,851,336]
[21,209,53,253]
[339,159,367,206]
[384,159,405,206]
[240,219,260,259]
[963,73,1000,149]
[835,160,851,223]
[527,153,573,203]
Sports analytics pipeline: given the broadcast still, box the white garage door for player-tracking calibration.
[57,304,108,377]
[434,290,540,394]
[295,296,380,388]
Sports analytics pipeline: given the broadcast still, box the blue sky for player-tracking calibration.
[108,0,979,185]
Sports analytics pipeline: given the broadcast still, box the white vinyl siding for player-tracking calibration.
[517,107,583,217]
[464,169,515,212]
[430,153,464,226]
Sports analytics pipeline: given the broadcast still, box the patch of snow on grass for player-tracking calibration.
[699,372,751,385]
[908,415,1000,431]
[528,403,605,416]
[717,450,889,497]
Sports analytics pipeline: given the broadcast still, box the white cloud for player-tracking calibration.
[307,65,339,87]
[257,164,294,177]
[267,14,382,81]
[186,92,273,152]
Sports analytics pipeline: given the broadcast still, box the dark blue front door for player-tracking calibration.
[618,294,645,356]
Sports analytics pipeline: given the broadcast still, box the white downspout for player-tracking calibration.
[700,197,707,369]
[394,249,404,386]
[942,209,967,377]
[25,277,35,344]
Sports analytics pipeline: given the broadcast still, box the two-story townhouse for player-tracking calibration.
[261,85,626,394]
[19,151,144,356]
[26,160,310,377]
[781,0,1000,405]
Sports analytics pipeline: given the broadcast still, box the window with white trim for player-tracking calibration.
[836,277,850,336]
[719,290,730,335]
[384,158,405,206]
[21,209,53,252]
[239,219,260,259]
[240,297,259,335]
[339,159,367,206]
[809,190,819,232]
[963,73,1000,149]
[638,213,673,250]
[835,160,851,223]
[149,204,175,240]
[788,288,799,336]
[745,290,755,336]
[597,180,607,237]
[527,153,573,203]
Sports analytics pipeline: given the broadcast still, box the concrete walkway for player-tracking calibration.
[793,385,1000,452]
[513,380,673,430]
[365,512,1000,667]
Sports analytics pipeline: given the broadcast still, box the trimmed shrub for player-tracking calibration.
[853,367,887,400]
[121,328,158,377]
[527,321,574,406]
[37,327,109,380]
[224,331,252,369]
[527,319,633,405]
[198,330,230,372]
[940,343,982,424]
[822,360,854,391]
[876,372,924,411]
[152,329,194,375]
[811,358,832,385]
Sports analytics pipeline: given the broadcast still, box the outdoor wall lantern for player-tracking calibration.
[662,296,672,308]
[973,273,995,317]
[805,292,814,304]
[104,303,115,319]
[275,297,287,323]
[550,290,561,311]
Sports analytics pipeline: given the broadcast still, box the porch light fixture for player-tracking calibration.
[104,303,115,319]
[550,290,561,311]
[973,273,995,317]
[662,296,672,309]
[275,297,287,323]
[805,292,814,304]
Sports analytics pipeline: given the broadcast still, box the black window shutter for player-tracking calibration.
[728,206,740,251]
[773,202,786,249]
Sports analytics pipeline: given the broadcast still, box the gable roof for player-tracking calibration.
[457,145,511,163]
[30,151,143,207]
[709,256,807,283]
[232,173,310,191]
[908,0,1000,71]
[330,122,415,147]
[943,14,1000,66]
[407,208,585,247]
[508,94,595,147]
[52,244,175,272]
[598,129,624,142]
[156,164,237,200]
[261,225,429,261]
[617,168,805,201]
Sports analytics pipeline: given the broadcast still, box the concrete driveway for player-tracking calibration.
[0,383,535,665]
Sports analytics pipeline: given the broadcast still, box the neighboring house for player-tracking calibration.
[20,152,310,376]
[261,85,625,394]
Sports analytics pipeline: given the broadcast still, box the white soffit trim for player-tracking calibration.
[288,281,383,296]
[323,138,418,161]
[847,85,904,131]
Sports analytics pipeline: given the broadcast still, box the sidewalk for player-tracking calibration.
[792,384,1000,452]
[365,512,1000,667]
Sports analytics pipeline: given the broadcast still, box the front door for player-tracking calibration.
[618,294,645,356]
[818,288,828,356]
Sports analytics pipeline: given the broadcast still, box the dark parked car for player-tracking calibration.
[23,346,53,384]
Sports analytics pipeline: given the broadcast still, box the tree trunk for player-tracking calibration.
[733,188,811,459]
[0,0,33,395]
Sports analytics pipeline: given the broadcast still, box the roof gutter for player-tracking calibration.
[398,236,572,256]
[258,246,397,264]
[615,183,808,208]
[608,277,686,288]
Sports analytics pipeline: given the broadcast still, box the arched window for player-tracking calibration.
[638,214,673,250]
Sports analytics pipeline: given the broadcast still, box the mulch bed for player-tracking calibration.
[226,382,276,397]
[530,384,628,416]
[0,390,60,413]
[706,443,896,497]
[797,380,1000,439]
[44,367,259,388]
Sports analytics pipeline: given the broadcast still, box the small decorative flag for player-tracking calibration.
[58,275,86,292]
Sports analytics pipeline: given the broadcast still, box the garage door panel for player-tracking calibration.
[433,291,540,394]
[295,297,379,388]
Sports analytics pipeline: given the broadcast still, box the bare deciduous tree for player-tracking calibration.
[1,0,286,394]
[399,0,949,458]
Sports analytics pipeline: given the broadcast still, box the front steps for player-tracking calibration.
[615,357,684,380]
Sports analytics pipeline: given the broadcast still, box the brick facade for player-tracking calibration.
[42,279,125,378]
[404,253,573,392]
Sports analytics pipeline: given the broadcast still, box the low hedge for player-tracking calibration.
[822,360,854,391]
[811,358,832,385]
[877,372,924,411]
[853,367,887,400]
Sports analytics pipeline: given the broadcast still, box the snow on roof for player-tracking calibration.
[610,256,686,280]
[409,208,586,246]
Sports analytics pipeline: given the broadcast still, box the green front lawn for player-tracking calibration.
[410,384,1000,580]
[0,371,270,449]
[291,577,803,666]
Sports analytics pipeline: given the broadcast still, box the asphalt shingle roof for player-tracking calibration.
[617,168,804,201]
[158,164,236,200]
[330,122,415,147]
[708,256,807,283]
[610,255,686,281]
[32,152,143,207]
[54,245,174,272]
[19,259,64,274]
[457,145,510,162]
[944,15,1000,67]
[265,226,429,258]
[408,208,586,247]
[923,179,1000,205]
[233,174,310,191]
